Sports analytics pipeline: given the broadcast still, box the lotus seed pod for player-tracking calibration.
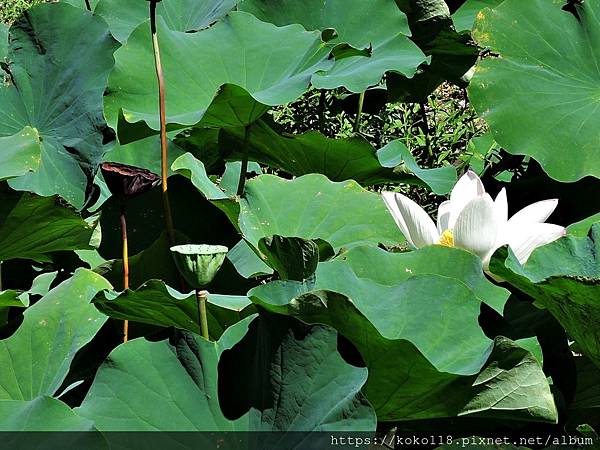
[170,244,228,289]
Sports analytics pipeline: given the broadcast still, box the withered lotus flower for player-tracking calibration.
[100,162,161,202]
[100,162,160,344]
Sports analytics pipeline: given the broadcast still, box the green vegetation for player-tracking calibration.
[0,0,46,23]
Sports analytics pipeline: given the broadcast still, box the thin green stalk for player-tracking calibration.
[196,289,209,340]
[150,0,176,248]
[0,261,3,292]
[120,204,130,343]
[353,91,365,133]
[236,126,250,196]
[419,101,432,158]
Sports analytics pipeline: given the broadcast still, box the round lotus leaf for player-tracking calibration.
[469,0,600,181]
[170,245,228,289]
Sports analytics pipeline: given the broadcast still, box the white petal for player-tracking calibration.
[507,223,566,264]
[448,170,485,229]
[508,199,559,227]
[494,188,508,225]
[494,188,510,247]
[437,200,452,234]
[382,192,439,248]
[454,194,500,260]
[481,250,495,272]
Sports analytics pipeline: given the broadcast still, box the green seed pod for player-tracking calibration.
[170,244,228,289]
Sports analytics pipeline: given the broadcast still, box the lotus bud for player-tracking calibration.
[100,162,161,202]
[170,244,228,289]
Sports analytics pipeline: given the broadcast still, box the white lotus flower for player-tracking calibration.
[382,171,566,268]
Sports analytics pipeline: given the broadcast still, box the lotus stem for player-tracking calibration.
[120,204,130,343]
[84,0,91,11]
[353,91,365,133]
[236,126,250,196]
[196,289,210,340]
[419,101,432,158]
[0,261,3,291]
[150,0,176,249]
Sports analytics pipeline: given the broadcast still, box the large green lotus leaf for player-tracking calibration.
[0,290,26,330]
[28,271,59,297]
[452,0,503,32]
[76,317,251,431]
[569,213,600,238]
[387,0,479,102]
[0,24,7,60]
[95,0,238,43]
[239,174,404,250]
[105,12,332,134]
[252,245,508,373]
[0,127,41,182]
[220,120,456,192]
[175,153,258,197]
[0,291,26,309]
[0,272,57,312]
[171,154,240,226]
[0,193,95,262]
[77,315,376,433]
[60,0,100,10]
[490,225,600,368]
[173,155,405,252]
[0,269,111,400]
[377,139,457,194]
[312,36,427,92]
[218,314,376,433]
[102,135,185,177]
[265,275,491,374]
[196,84,271,131]
[0,397,95,431]
[249,287,555,422]
[219,121,405,186]
[172,153,230,201]
[115,84,271,145]
[1,4,118,207]
[332,245,509,314]
[240,0,427,92]
[220,161,262,197]
[0,273,59,328]
[227,239,273,278]
[469,0,600,181]
[240,0,409,45]
[93,280,254,339]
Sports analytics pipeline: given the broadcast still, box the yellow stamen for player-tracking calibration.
[438,229,454,247]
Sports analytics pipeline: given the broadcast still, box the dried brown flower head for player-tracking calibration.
[100,162,161,202]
